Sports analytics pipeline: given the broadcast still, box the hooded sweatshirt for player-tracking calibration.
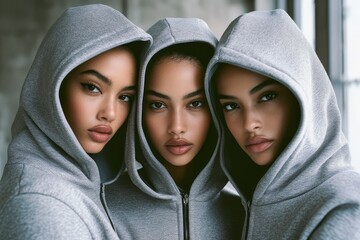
[105,18,244,240]
[0,4,151,239]
[205,9,360,240]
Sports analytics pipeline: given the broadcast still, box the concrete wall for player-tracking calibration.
[0,0,252,177]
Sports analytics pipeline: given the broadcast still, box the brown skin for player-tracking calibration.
[60,47,136,154]
[217,64,300,166]
[143,58,211,189]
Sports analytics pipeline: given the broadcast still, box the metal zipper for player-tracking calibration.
[243,200,251,239]
[181,193,189,240]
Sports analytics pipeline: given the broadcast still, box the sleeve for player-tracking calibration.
[309,203,360,240]
[0,194,93,240]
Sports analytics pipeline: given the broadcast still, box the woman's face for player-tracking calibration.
[216,64,300,166]
[60,47,136,154]
[143,58,211,168]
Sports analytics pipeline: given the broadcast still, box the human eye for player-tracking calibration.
[149,101,166,110]
[119,94,134,103]
[221,102,239,112]
[188,99,206,109]
[81,82,101,94]
[259,91,278,102]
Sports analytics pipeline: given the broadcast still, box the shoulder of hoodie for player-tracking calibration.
[305,170,360,209]
[0,190,92,239]
[308,171,360,239]
[0,163,94,214]
[1,162,82,193]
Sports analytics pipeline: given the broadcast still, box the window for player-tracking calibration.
[300,0,315,48]
[344,0,360,170]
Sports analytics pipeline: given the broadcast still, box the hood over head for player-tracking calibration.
[124,17,226,199]
[205,9,352,203]
[8,4,152,185]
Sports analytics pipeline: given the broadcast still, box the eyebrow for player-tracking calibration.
[218,79,277,100]
[249,79,277,94]
[122,85,137,92]
[183,89,204,100]
[145,90,170,100]
[80,69,136,91]
[80,69,112,86]
[145,89,204,100]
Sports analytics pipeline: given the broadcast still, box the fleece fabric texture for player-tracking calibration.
[205,9,360,240]
[0,4,151,240]
[106,18,244,239]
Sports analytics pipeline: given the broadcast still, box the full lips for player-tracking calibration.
[165,139,193,155]
[88,131,112,143]
[246,140,273,153]
[88,125,113,143]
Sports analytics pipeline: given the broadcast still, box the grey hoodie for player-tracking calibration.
[205,9,360,240]
[0,4,151,239]
[106,18,243,239]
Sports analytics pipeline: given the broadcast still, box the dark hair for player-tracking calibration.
[118,41,146,77]
[146,42,214,78]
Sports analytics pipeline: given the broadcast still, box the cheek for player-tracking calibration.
[115,105,131,129]
[64,95,93,131]
[143,114,165,142]
[224,114,244,145]
[191,112,211,140]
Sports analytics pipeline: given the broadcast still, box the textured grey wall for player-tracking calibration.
[0,0,250,177]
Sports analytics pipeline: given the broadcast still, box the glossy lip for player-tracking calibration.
[88,125,113,143]
[165,139,193,155]
[245,136,274,153]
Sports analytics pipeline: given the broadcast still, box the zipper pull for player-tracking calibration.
[182,193,189,204]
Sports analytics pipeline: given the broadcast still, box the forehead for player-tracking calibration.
[146,59,204,95]
[216,65,269,92]
[80,47,134,69]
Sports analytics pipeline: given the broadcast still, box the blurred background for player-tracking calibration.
[1,0,359,177]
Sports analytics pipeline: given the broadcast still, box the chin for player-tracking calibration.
[168,160,192,167]
[83,144,105,154]
[251,156,273,166]
[162,156,193,168]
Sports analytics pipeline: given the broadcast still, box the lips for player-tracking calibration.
[245,136,273,153]
[88,125,113,143]
[165,139,193,155]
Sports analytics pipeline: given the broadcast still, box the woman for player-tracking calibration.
[106,17,243,239]
[206,9,360,239]
[0,4,151,239]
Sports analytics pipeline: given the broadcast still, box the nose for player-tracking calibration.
[243,109,261,133]
[97,97,116,122]
[168,108,186,135]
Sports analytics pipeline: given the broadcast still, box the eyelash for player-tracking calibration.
[148,99,206,110]
[81,82,101,94]
[259,91,278,102]
[119,94,134,103]
[188,99,205,109]
[149,101,166,110]
[222,102,239,112]
[221,91,278,112]
[82,82,134,104]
